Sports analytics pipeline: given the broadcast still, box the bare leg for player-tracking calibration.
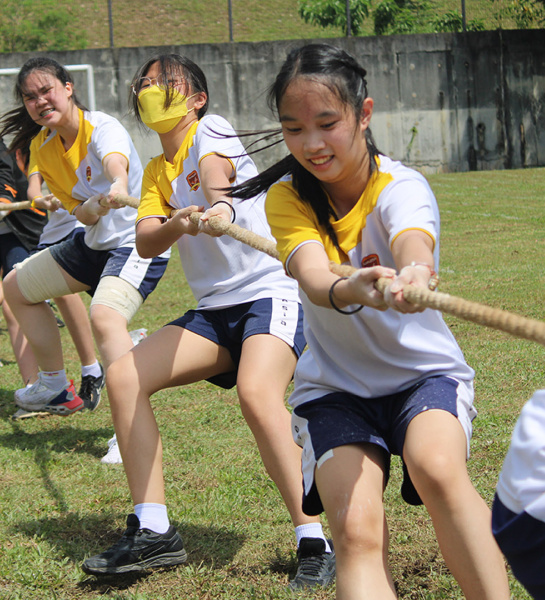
[404,410,510,600]
[3,268,88,372]
[107,325,234,504]
[55,294,97,367]
[315,444,397,600]
[1,298,38,384]
[237,334,319,527]
[90,304,133,369]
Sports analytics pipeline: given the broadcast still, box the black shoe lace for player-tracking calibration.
[297,553,327,578]
[79,376,94,400]
[103,526,138,555]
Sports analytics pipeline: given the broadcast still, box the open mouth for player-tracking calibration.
[40,108,55,117]
[309,156,332,166]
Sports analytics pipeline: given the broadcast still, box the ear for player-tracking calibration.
[65,81,73,100]
[359,97,373,132]
[192,91,207,112]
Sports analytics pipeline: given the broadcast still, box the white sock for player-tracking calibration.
[295,523,331,552]
[134,503,170,534]
[39,370,68,391]
[81,361,101,378]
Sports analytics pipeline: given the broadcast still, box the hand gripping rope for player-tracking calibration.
[0,193,141,212]
[68,194,545,347]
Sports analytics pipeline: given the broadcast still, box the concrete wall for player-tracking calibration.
[1,29,544,174]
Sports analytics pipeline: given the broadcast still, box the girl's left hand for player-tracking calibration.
[383,263,432,313]
[199,200,234,238]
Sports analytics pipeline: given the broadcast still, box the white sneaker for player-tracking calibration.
[14,376,76,412]
[101,435,123,464]
[129,328,147,346]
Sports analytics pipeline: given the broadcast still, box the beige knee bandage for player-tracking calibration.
[16,250,73,303]
[91,275,143,323]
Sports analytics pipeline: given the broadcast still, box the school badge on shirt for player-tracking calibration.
[186,170,200,192]
[86,166,92,182]
[362,254,380,267]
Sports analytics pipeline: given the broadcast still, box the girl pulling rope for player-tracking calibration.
[82,53,334,591]
[228,43,510,600]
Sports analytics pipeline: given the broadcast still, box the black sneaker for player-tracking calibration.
[82,514,187,575]
[288,537,336,591]
[79,363,105,412]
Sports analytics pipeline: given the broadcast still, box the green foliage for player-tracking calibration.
[508,0,545,26]
[432,9,486,31]
[0,0,87,53]
[298,0,372,35]
[373,0,429,35]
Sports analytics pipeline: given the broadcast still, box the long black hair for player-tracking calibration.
[0,57,87,155]
[130,53,209,124]
[230,43,381,250]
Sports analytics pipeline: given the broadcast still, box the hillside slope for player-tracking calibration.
[43,0,521,50]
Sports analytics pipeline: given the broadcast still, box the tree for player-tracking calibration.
[432,10,485,32]
[298,0,372,36]
[0,0,87,53]
[373,0,427,35]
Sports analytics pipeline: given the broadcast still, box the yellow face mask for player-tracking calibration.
[138,86,196,134]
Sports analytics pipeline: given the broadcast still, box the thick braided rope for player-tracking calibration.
[180,209,545,347]
[328,262,545,346]
[186,211,280,259]
[0,200,32,211]
[0,193,141,213]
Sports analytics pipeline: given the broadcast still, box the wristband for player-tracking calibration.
[211,200,236,223]
[329,277,364,315]
[31,195,43,209]
[409,262,440,291]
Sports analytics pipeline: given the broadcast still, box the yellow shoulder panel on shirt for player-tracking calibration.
[30,125,81,211]
[137,155,172,222]
[333,167,393,258]
[266,180,347,266]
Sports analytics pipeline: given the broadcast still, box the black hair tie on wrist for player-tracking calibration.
[329,277,364,315]
[211,200,236,223]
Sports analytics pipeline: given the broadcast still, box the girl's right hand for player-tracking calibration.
[84,194,111,217]
[169,205,203,237]
[34,194,62,212]
[347,267,396,311]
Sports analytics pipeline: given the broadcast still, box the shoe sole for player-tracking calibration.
[82,548,188,575]
[12,408,50,420]
[44,399,85,416]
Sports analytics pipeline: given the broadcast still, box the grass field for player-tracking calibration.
[0,167,542,599]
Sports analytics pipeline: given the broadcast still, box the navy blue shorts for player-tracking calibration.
[493,495,545,599]
[169,297,305,389]
[32,228,78,254]
[293,375,474,515]
[50,230,168,298]
[0,232,30,275]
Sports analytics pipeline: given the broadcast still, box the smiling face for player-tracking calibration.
[21,70,74,129]
[279,76,373,202]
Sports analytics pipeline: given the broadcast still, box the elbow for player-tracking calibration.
[135,238,154,259]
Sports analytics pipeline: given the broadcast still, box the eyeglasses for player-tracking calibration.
[131,75,184,96]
